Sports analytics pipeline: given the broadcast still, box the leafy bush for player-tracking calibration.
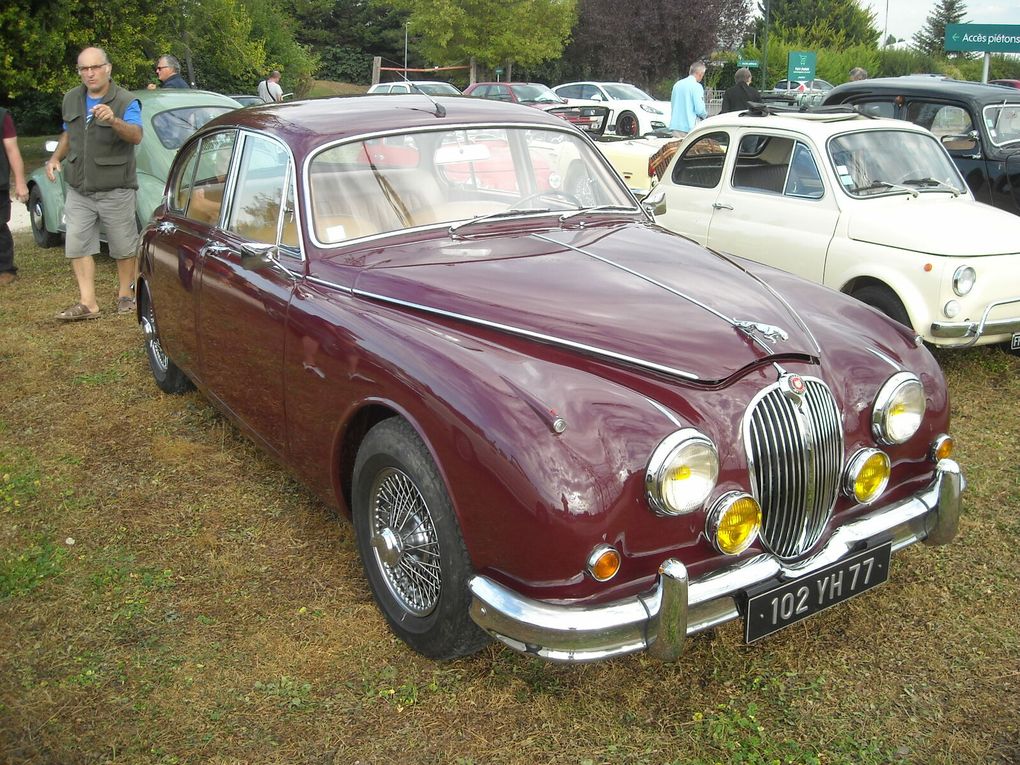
[3,91,62,135]
[316,46,374,84]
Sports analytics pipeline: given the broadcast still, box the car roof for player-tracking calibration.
[200,94,578,155]
[130,88,242,109]
[469,82,547,87]
[824,76,1020,108]
[696,107,935,140]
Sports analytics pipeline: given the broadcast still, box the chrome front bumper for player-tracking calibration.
[468,459,964,663]
[930,296,1020,346]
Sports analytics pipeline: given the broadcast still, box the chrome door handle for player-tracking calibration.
[712,202,734,210]
[157,221,176,234]
[204,243,233,256]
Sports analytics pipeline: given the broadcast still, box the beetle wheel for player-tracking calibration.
[29,186,61,248]
[353,418,489,659]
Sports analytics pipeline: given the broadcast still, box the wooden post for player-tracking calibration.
[372,57,381,85]
[469,57,477,86]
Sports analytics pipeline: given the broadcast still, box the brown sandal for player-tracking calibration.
[55,303,101,322]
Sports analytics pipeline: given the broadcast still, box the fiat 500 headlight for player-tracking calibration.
[952,265,976,297]
[872,372,926,445]
[645,429,719,515]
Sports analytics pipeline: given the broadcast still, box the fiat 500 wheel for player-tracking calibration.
[352,418,489,659]
[140,284,192,394]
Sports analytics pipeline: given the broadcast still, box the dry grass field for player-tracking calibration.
[1,231,1018,764]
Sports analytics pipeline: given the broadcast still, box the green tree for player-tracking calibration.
[758,0,879,47]
[384,0,577,72]
[912,0,968,57]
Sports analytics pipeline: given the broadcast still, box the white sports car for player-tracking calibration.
[553,81,671,137]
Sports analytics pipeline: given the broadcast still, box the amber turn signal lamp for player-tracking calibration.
[931,434,954,462]
[587,544,621,582]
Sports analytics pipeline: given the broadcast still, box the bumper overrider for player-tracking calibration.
[468,459,963,663]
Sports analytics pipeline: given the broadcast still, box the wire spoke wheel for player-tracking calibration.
[368,467,442,617]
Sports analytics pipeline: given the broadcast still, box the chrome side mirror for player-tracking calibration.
[641,189,666,217]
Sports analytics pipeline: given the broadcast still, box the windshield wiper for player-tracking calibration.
[899,177,961,196]
[448,207,555,236]
[559,205,641,221]
[857,180,918,198]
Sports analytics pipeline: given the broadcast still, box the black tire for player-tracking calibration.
[616,111,639,137]
[28,186,61,248]
[352,418,489,659]
[852,285,912,330]
[140,284,192,394]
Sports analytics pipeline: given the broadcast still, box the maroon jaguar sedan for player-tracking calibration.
[136,95,963,662]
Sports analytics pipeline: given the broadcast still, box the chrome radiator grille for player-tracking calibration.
[744,377,843,558]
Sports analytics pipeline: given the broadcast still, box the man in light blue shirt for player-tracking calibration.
[669,61,707,134]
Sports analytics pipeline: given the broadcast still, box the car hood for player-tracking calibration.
[847,196,1020,256]
[341,222,820,384]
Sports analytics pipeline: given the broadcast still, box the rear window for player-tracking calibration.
[151,106,236,150]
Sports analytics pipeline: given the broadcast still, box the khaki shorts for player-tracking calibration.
[64,186,138,260]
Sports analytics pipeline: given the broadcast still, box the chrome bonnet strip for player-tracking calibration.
[352,288,701,380]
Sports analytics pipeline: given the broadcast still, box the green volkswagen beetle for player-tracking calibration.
[27,88,241,247]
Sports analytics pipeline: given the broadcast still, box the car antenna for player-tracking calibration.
[391,60,446,118]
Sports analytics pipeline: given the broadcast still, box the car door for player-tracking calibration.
[196,132,301,457]
[144,130,238,376]
[706,131,839,285]
[654,131,731,244]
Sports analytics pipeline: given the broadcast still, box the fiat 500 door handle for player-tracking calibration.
[712,202,734,210]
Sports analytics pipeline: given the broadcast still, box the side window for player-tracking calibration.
[227,134,291,244]
[906,102,973,138]
[784,142,824,199]
[580,85,600,100]
[671,132,729,188]
[185,131,236,225]
[732,134,794,194]
[558,85,581,99]
[280,174,299,251]
[169,142,199,212]
[496,86,512,102]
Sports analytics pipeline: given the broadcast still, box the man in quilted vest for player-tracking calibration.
[45,47,143,321]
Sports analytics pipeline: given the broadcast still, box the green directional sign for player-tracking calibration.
[787,51,816,83]
[945,24,1020,53]
[738,59,760,69]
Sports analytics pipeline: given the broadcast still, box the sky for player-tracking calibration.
[862,1,1020,44]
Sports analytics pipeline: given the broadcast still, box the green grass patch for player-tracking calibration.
[0,538,66,598]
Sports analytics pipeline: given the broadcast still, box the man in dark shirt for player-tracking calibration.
[721,68,762,114]
[1,109,30,285]
[153,55,189,89]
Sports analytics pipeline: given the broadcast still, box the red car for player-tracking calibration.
[137,95,962,662]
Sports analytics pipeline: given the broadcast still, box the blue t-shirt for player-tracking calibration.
[64,96,142,130]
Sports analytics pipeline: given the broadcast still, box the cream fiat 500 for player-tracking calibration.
[646,107,1020,350]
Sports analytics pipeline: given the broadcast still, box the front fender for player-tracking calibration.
[28,167,67,235]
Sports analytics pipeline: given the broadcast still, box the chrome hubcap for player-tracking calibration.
[368,467,441,617]
[142,304,169,371]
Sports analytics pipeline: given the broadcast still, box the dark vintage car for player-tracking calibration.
[823,77,1020,215]
[136,95,963,662]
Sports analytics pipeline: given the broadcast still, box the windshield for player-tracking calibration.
[603,83,653,101]
[307,126,635,245]
[510,83,562,103]
[984,103,1020,147]
[151,106,236,150]
[827,129,965,198]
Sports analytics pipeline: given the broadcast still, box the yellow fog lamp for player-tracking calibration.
[707,492,762,555]
[586,544,621,582]
[931,434,954,462]
[844,448,891,504]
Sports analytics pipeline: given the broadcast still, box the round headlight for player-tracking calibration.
[844,448,891,504]
[645,429,719,516]
[943,300,961,319]
[953,265,976,297]
[707,493,761,555]
[872,372,926,445]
